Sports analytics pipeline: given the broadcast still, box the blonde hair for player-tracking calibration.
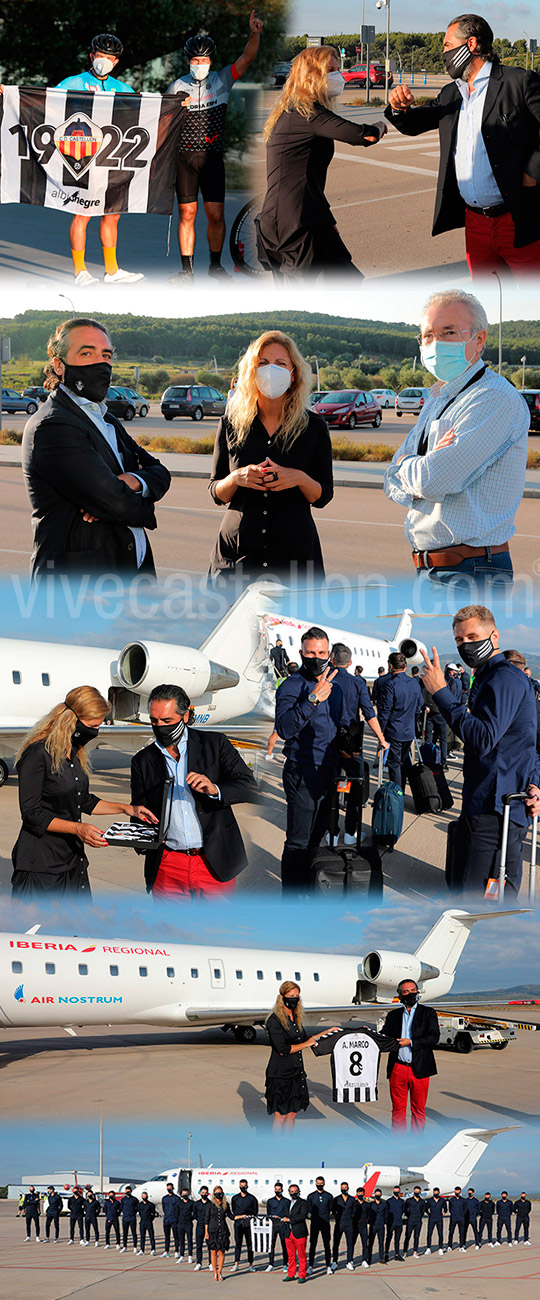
[264,45,340,140]
[44,318,114,391]
[17,685,109,774]
[211,1186,229,1210]
[270,980,304,1030]
[227,331,313,451]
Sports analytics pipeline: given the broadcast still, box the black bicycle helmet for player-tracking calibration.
[91,33,124,57]
[184,34,217,62]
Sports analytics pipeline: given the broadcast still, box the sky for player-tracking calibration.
[290,0,540,45]
[1,1115,538,1187]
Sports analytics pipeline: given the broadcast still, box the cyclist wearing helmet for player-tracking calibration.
[56,34,144,287]
[167,8,263,282]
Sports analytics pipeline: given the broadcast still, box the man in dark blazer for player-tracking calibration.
[131,683,258,897]
[385,13,540,274]
[381,979,440,1130]
[285,1185,310,1283]
[22,318,170,577]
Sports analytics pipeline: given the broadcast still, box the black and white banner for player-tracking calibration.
[0,86,186,215]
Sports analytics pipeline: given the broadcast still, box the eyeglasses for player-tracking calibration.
[415,327,477,346]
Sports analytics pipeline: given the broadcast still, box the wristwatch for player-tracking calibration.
[308,691,319,705]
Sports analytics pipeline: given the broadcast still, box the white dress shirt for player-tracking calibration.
[60,385,148,566]
[453,61,504,209]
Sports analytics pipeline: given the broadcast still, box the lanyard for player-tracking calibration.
[417,365,487,455]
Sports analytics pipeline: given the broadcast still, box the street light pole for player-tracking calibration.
[521,355,527,389]
[491,271,503,375]
[376,0,391,105]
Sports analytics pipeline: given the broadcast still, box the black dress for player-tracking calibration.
[265,1012,310,1115]
[256,105,373,274]
[208,410,333,580]
[205,1201,233,1251]
[11,741,99,899]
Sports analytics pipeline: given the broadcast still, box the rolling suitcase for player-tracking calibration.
[371,751,404,851]
[490,793,538,903]
[311,773,383,896]
[431,763,454,811]
[409,740,442,815]
[420,741,441,769]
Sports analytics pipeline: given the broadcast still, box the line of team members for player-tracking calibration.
[21,1180,532,1267]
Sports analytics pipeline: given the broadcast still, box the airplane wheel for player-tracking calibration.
[233,1025,257,1043]
[0,759,8,786]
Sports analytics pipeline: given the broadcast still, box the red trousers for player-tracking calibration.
[152,847,235,899]
[389,1062,430,1130]
[465,206,540,278]
[286,1234,307,1279]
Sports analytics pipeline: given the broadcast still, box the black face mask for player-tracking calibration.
[458,637,494,670]
[215,1192,223,1201]
[201,1193,208,1200]
[63,361,113,403]
[443,42,474,79]
[300,652,330,679]
[151,717,185,746]
[72,716,100,748]
[399,990,418,1008]
[283,995,300,1011]
[375,1194,382,1200]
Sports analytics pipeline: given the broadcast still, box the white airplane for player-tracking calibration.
[0,581,428,785]
[132,1127,517,1204]
[0,909,526,1041]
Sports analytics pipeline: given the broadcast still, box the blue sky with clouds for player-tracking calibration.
[290,1,540,44]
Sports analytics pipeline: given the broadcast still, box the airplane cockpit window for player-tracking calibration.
[110,965,119,976]
[139,967,148,977]
[148,1173,168,1182]
[191,968,199,978]
[166,967,175,978]
[11,961,22,973]
[45,962,55,974]
[78,964,88,975]
[12,670,21,683]
[42,673,50,685]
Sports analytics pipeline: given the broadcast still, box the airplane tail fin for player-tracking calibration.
[415,1126,519,1192]
[414,909,528,990]
[200,580,284,717]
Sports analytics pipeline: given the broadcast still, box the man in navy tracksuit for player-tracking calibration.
[479,1193,496,1245]
[104,1191,122,1248]
[137,1192,157,1255]
[496,1191,513,1245]
[424,1189,447,1253]
[68,1188,85,1243]
[331,643,388,842]
[120,1187,139,1251]
[447,1187,466,1251]
[464,1188,481,1248]
[161,1183,181,1257]
[23,1187,41,1241]
[421,605,540,893]
[84,1191,101,1245]
[307,1177,333,1273]
[371,666,390,707]
[513,1193,532,1244]
[331,1184,356,1270]
[367,1189,388,1265]
[385,1188,405,1261]
[377,652,423,790]
[193,1188,212,1270]
[231,1181,258,1270]
[403,1188,425,1255]
[353,1190,370,1266]
[45,1187,63,1241]
[177,1189,195,1261]
[266,1183,290,1271]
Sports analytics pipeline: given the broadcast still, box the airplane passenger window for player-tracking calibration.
[257,970,263,980]
[213,968,221,979]
[314,972,319,981]
[110,965,119,976]
[78,964,88,975]
[275,970,282,980]
[12,670,21,683]
[42,673,50,685]
[45,962,55,974]
[139,967,148,977]
[11,961,22,973]
[236,970,243,979]
[294,971,301,980]
[191,968,198,978]
[167,968,175,978]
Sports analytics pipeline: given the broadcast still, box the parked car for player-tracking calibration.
[370,387,397,408]
[312,389,382,429]
[105,387,149,420]
[22,385,48,403]
[270,61,291,87]
[1,387,39,414]
[343,62,394,89]
[522,389,540,434]
[161,384,227,421]
[395,386,431,416]
[308,390,329,406]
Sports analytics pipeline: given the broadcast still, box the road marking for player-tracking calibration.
[333,186,436,210]
[334,151,439,177]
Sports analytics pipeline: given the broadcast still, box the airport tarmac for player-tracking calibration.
[1,1201,539,1300]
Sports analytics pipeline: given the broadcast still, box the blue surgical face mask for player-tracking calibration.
[420,339,475,383]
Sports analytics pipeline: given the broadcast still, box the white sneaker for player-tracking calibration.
[507,1242,513,1248]
[120,1247,126,1253]
[35,1238,41,1243]
[68,1240,74,1245]
[346,1261,355,1270]
[424,1248,431,1255]
[81,1240,87,1246]
[136,1249,143,1255]
[195,1263,202,1270]
[306,1267,312,1276]
[133,1246,138,1252]
[438,1249,444,1255]
[525,1240,531,1245]
[151,1250,155,1255]
[266,1265,273,1271]
[460,1247,466,1252]
[176,1253,183,1260]
[95,1242,100,1247]
[25,1237,31,1242]
[188,1256,193,1263]
[475,1245,480,1250]
[494,1241,501,1246]
[249,1265,256,1272]
[231,1263,238,1272]
[361,1261,369,1268]
[116,1244,121,1249]
[103,268,145,284]
[74,269,99,287]
[283,1266,288,1273]
[327,1266,333,1274]
[160,1251,169,1257]
[343,832,357,846]
[413,1251,419,1258]
[104,1244,110,1250]
[489,1242,495,1247]
[324,832,339,848]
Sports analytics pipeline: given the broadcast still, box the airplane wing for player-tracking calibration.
[184,1006,381,1028]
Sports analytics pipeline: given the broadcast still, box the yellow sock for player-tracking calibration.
[103,245,118,276]
[71,249,86,276]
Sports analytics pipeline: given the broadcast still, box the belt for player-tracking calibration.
[466,202,508,218]
[412,542,509,570]
[165,845,203,856]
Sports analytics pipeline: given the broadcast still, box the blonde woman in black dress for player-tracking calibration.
[265,981,338,1130]
[205,1186,233,1281]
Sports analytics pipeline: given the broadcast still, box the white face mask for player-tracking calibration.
[92,56,115,78]
[327,71,346,98]
[256,364,292,400]
[190,62,210,81]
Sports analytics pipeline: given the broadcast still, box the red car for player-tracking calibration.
[343,63,393,89]
[312,389,382,430]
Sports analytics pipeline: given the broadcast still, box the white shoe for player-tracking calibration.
[283,1266,288,1273]
[81,1240,87,1246]
[195,1263,203,1270]
[103,268,144,284]
[116,1244,121,1249]
[361,1261,369,1268]
[176,1253,182,1260]
[489,1242,495,1247]
[104,1244,110,1249]
[266,1265,273,1271]
[188,1256,193,1263]
[330,1262,338,1272]
[460,1247,466,1252]
[95,1242,100,1247]
[306,1267,312,1276]
[74,269,99,287]
[25,1237,31,1242]
[507,1243,513,1248]
[120,1247,126,1253]
[68,1240,74,1245]
[327,1266,333,1274]
[494,1241,501,1246]
[35,1238,41,1243]
[324,832,339,848]
[151,1250,155,1255]
[475,1245,480,1250]
[231,1263,238,1272]
[133,1246,138,1252]
[343,832,357,846]
[424,1248,431,1255]
[438,1249,444,1255]
[413,1251,419,1258]
[346,1261,355,1270]
[524,1240,531,1245]
[160,1251,169,1257]
[249,1265,256,1272]
[136,1249,143,1255]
